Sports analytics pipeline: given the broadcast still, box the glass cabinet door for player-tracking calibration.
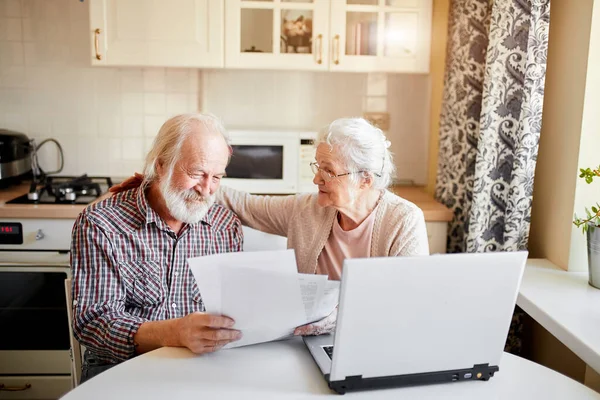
[330,0,431,72]
[225,0,330,70]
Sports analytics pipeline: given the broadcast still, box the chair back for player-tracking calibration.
[64,278,82,388]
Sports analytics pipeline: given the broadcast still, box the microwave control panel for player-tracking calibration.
[298,135,317,193]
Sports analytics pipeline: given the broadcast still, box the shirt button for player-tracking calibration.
[174,271,179,276]
[172,303,177,309]
[73,300,78,306]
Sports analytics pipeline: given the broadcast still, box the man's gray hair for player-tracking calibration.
[316,117,395,190]
[143,113,230,184]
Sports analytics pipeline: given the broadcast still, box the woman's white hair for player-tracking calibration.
[143,113,230,185]
[316,117,395,190]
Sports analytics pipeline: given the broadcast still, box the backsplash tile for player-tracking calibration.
[166,68,191,93]
[121,93,144,115]
[3,0,21,18]
[144,92,166,115]
[3,17,21,41]
[143,68,166,92]
[0,41,24,65]
[144,115,165,138]
[166,93,189,116]
[0,0,200,177]
[122,116,144,138]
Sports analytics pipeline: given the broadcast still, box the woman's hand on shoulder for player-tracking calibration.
[110,172,145,194]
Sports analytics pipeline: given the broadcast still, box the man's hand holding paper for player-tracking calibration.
[188,249,340,349]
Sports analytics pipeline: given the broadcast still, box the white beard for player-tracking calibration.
[159,177,215,224]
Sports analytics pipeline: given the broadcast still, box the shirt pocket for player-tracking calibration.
[119,260,165,307]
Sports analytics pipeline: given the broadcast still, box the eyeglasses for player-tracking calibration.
[310,162,377,183]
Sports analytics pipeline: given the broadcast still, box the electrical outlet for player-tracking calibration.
[363,112,390,131]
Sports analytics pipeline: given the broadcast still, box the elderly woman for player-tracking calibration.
[217,117,429,279]
[112,117,429,335]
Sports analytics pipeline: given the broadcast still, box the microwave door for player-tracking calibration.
[227,145,284,180]
[223,135,299,194]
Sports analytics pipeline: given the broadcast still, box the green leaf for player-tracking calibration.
[593,206,598,214]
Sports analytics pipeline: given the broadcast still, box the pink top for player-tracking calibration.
[316,206,379,280]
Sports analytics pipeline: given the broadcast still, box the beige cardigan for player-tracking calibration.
[216,187,430,274]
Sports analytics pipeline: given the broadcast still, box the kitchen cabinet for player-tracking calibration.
[89,0,224,67]
[224,0,432,72]
[87,0,431,72]
[224,0,331,70]
[329,0,432,73]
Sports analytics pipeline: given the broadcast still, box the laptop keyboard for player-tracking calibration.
[322,345,334,360]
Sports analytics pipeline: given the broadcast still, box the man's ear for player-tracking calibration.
[156,159,165,175]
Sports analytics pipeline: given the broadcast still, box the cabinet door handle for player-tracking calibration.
[315,34,323,64]
[333,34,340,65]
[94,28,102,60]
[0,383,32,391]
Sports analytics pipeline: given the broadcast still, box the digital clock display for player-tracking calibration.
[0,222,23,245]
[0,225,19,234]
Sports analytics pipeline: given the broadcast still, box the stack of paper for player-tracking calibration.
[188,249,339,349]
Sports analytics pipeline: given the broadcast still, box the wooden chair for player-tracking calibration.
[64,278,82,388]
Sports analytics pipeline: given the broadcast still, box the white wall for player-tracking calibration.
[387,73,430,184]
[569,0,600,271]
[529,0,600,272]
[0,0,430,183]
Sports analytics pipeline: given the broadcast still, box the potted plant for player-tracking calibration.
[573,165,600,289]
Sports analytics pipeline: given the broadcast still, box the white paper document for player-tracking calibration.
[188,249,340,348]
[298,274,339,323]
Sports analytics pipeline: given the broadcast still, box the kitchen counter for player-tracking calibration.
[389,185,453,222]
[0,183,89,219]
[0,183,453,222]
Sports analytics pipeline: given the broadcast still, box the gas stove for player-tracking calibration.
[6,175,113,205]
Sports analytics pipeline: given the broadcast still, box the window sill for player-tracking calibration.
[518,259,600,373]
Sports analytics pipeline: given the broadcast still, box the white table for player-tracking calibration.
[62,338,600,400]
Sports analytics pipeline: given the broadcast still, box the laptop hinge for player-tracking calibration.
[328,364,500,394]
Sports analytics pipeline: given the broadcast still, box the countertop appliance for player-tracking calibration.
[0,174,112,397]
[223,130,317,194]
[0,129,32,183]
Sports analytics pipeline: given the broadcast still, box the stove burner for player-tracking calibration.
[6,175,114,205]
[46,175,107,203]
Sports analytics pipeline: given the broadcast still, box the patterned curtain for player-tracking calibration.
[435,0,551,353]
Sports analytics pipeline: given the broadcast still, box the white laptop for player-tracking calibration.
[304,251,528,394]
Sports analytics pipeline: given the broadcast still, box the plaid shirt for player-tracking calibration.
[70,187,243,364]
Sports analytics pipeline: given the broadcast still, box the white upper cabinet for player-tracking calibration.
[225,0,431,72]
[88,0,431,72]
[224,0,331,70]
[329,0,432,73]
[89,0,224,67]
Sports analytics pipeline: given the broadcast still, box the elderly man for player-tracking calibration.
[71,113,243,383]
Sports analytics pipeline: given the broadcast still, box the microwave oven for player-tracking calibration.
[223,130,317,194]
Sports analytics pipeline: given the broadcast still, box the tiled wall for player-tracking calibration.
[202,70,430,184]
[202,70,366,130]
[0,0,430,183]
[0,0,199,177]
